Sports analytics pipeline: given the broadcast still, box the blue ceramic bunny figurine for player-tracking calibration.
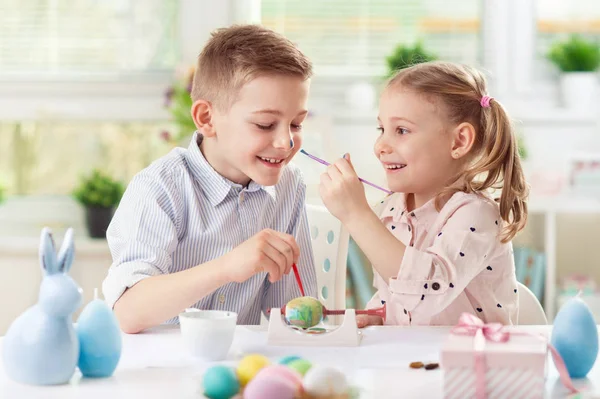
[2,227,83,385]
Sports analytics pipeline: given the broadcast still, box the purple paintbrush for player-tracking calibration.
[300,149,392,194]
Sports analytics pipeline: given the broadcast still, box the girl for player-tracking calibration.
[319,61,528,326]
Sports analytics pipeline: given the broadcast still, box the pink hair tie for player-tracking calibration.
[480,95,493,108]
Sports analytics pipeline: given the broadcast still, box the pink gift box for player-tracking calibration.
[441,329,547,399]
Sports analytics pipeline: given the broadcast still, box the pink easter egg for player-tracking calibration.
[243,374,297,399]
[255,365,303,389]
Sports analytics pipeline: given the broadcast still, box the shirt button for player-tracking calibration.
[240,193,244,202]
[218,294,226,304]
[432,282,440,291]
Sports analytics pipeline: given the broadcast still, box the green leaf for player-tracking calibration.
[72,169,125,208]
[386,41,437,77]
[547,35,600,72]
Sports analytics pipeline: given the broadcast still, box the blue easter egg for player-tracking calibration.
[551,297,599,378]
[279,355,301,365]
[203,365,240,399]
[76,299,122,378]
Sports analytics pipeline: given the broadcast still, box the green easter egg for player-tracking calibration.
[284,296,323,329]
[287,359,313,376]
[203,365,240,399]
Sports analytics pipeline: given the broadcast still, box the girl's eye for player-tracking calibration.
[396,127,409,135]
[376,126,384,134]
[256,123,274,130]
[291,124,303,131]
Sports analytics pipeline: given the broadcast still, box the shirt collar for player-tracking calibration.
[185,132,277,207]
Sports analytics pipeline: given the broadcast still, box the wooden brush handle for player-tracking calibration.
[324,303,386,322]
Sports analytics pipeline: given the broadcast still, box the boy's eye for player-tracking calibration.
[291,124,303,131]
[376,126,384,134]
[255,123,274,130]
[396,127,409,135]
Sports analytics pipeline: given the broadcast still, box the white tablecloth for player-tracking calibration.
[0,325,598,399]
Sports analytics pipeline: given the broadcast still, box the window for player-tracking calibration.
[260,0,481,77]
[0,0,179,80]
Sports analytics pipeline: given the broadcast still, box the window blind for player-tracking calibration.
[260,0,481,77]
[0,0,179,79]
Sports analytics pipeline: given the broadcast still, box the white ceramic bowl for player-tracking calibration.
[179,310,237,361]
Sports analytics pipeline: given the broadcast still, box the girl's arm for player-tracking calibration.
[343,209,406,282]
[318,154,405,280]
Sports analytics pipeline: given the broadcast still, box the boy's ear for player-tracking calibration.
[191,99,216,137]
[450,122,476,159]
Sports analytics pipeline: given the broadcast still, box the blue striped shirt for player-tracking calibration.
[102,132,317,325]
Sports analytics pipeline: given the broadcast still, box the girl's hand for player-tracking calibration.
[356,314,384,328]
[319,153,370,224]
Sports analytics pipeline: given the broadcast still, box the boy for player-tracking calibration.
[102,24,317,334]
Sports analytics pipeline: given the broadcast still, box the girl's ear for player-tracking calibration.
[450,122,476,159]
[191,100,216,137]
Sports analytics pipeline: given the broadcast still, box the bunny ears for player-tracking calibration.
[39,228,75,276]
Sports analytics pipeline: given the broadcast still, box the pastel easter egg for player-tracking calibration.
[243,374,297,399]
[551,297,599,378]
[278,355,301,365]
[203,365,240,399]
[284,296,323,329]
[287,359,312,376]
[303,366,348,396]
[237,354,270,386]
[76,298,122,378]
[255,365,303,389]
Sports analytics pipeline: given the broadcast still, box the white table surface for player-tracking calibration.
[1,325,598,399]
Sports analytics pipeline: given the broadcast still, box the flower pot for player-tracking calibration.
[560,72,598,110]
[85,206,114,239]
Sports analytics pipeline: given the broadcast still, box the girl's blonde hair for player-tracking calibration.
[387,61,528,242]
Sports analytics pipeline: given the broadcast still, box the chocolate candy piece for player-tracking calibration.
[425,363,439,370]
[409,362,424,369]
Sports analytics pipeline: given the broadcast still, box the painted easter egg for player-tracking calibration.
[203,365,240,399]
[303,366,348,396]
[237,354,270,386]
[76,297,122,378]
[287,359,312,376]
[284,296,323,329]
[278,355,301,365]
[255,365,303,389]
[551,297,599,378]
[243,373,298,399]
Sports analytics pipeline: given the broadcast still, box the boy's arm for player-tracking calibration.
[102,170,225,333]
[104,171,297,333]
[262,182,317,314]
[112,258,231,334]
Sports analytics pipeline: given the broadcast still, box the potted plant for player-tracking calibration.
[385,41,437,77]
[162,67,196,147]
[547,35,600,109]
[73,169,125,239]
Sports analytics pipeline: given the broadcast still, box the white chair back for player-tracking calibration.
[517,282,547,325]
[306,204,349,318]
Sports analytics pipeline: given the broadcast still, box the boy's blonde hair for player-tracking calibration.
[387,61,528,242]
[191,24,313,110]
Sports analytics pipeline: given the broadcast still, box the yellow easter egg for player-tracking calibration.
[237,354,270,386]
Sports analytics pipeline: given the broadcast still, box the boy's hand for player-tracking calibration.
[319,153,370,223]
[223,229,300,284]
[356,314,384,328]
